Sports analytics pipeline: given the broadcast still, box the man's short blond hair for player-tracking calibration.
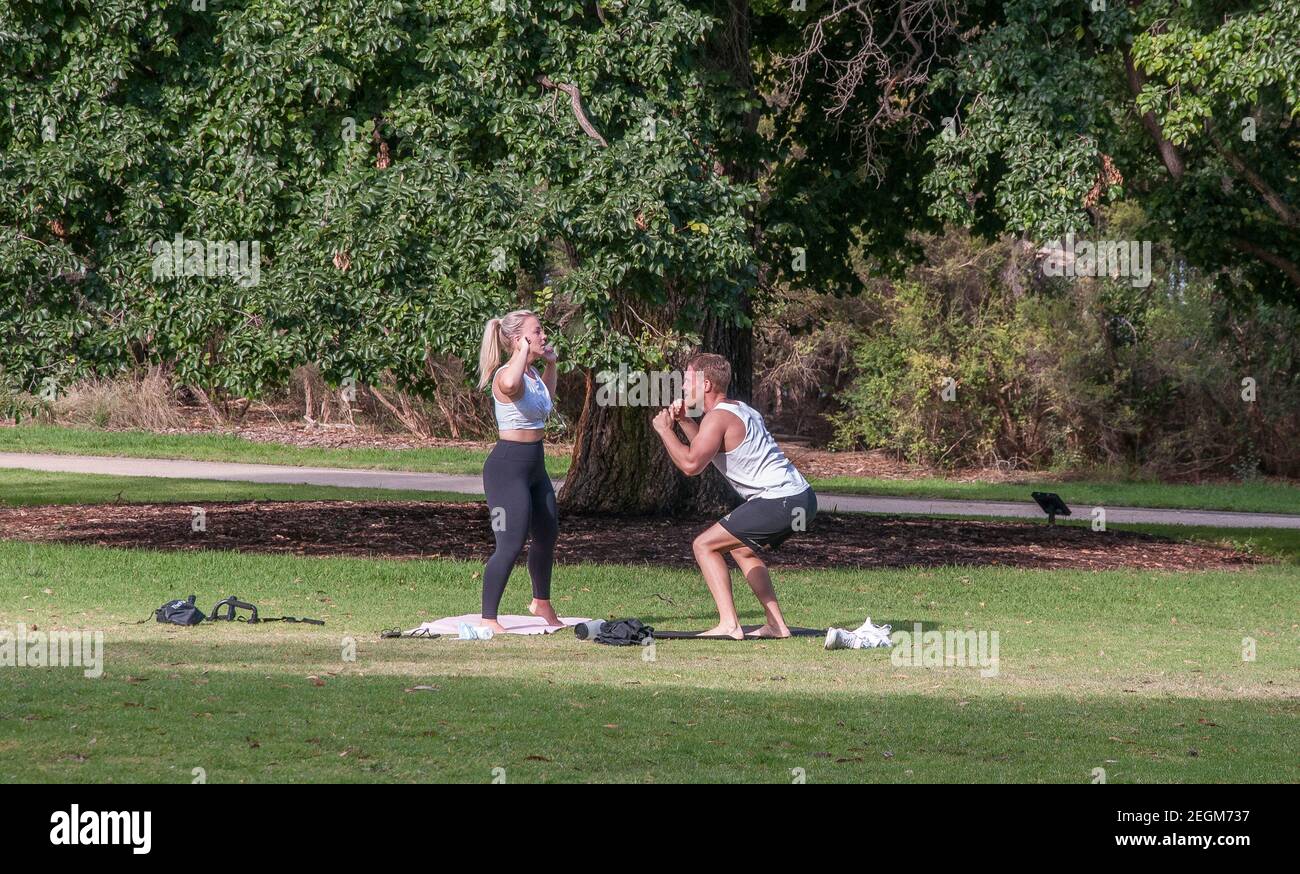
[686,352,731,394]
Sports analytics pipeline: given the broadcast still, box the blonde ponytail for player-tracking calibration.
[477,310,538,389]
[478,318,504,389]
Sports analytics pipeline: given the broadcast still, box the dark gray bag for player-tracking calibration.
[593,618,654,646]
[156,595,206,626]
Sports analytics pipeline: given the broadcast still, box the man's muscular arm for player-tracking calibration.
[653,408,724,476]
[670,398,700,442]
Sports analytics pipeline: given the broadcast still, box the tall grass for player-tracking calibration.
[51,369,185,431]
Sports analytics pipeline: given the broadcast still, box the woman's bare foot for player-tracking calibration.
[528,599,563,627]
[698,623,745,640]
[746,623,791,639]
[481,618,510,635]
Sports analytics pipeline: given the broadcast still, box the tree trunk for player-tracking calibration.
[558,368,743,516]
[558,0,757,518]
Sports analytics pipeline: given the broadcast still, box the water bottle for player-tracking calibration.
[573,619,606,640]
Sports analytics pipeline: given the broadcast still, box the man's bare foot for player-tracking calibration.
[698,623,745,640]
[481,619,510,635]
[528,599,563,626]
[746,623,791,639]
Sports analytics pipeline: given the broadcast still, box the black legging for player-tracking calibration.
[481,438,558,619]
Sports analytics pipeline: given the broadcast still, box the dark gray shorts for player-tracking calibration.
[718,488,817,552]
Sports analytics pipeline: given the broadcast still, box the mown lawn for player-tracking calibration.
[0,468,476,507]
[0,424,506,475]
[1,540,1295,783]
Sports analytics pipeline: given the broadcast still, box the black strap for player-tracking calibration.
[130,608,323,625]
[381,628,437,639]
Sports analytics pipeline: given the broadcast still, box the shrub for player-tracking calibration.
[829,226,1300,478]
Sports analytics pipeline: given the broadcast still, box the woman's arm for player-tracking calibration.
[539,344,559,402]
[494,336,531,402]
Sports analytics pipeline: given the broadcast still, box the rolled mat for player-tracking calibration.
[653,626,825,639]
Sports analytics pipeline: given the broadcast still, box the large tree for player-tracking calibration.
[767,0,1298,305]
[0,0,781,513]
[920,0,1300,304]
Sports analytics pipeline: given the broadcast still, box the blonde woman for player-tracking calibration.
[476,310,561,633]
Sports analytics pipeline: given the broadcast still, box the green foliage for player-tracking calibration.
[924,0,1128,239]
[830,270,1025,467]
[831,224,1300,478]
[924,0,1300,305]
[0,0,760,399]
[1130,0,1300,147]
[750,0,946,289]
[0,383,48,424]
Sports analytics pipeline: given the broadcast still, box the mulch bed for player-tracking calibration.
[0,500,1260,571]
[17,413,1292,486]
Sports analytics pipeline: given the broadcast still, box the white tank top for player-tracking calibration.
[709,401,809,500]
[493,366,552,430]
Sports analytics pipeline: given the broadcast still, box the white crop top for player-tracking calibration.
[709,401,809,500]
[493,366,553,430]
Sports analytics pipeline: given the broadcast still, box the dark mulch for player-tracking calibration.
[0,500,1260,571]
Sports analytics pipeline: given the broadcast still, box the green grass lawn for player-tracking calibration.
[1,540,1296,783]
[0,423,508,475]
[0,468,476,507]
[4,424,1298,514]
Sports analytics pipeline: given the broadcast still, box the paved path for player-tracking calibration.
[2,451,1297,528]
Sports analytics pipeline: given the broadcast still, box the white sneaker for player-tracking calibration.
[851,617,893,648]
[824,628,860,650]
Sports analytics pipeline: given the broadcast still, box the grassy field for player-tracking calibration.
[0,468,476,507]
[4,424,1298,514]
[1,539,1296,783]
[1,471,1296,783]
[0,424,502,475]
[1097,521,1300,565]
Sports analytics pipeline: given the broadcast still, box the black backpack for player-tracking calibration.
[593,618,654,646]
[156,595,206,626]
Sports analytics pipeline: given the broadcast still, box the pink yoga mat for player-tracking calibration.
[406,614,592,636]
